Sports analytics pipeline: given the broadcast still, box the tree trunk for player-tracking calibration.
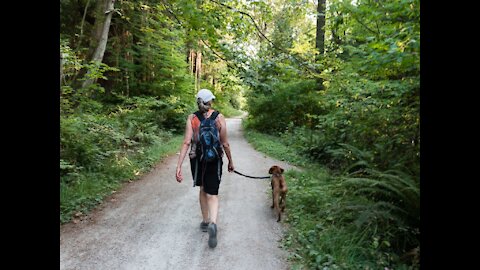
[76,0,91,51]
[125,69,130,97]
[195,50,202,90]
[60,52,64,87]
[82,0,115,89]
[189,49,195,76]
[192,51,197,90]
[315,0,326,56]
[315,0,326,90]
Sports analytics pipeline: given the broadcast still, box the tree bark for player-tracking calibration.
[195,50,202,91]
[315,0,326,90]
[315,0,326,56]
[189,49,195,76]
[82,0,115,89]
[192,51,197,89]
[125,69,130,97]
[76,0,91,51]
[60,52,64,87]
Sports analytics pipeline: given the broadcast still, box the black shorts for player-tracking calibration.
[190,157,223,195]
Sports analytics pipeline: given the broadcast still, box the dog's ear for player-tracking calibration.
[280,167,284,174]
[269,166,274,174]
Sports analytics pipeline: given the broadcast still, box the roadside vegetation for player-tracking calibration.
[242,0,419,268]
[245,128,419,269]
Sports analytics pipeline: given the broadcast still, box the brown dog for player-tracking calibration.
[269,165,288,222]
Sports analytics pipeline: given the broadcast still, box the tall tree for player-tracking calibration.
[195,49,202,91]
[82,0,116,88]
[315,0,326,55]
[315,0,326,90]
[60,52,64,86]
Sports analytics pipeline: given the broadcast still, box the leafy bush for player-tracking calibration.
[268,71,420,175]
[60,94,188,223]
[245,79,322,134]
[245,125,419,269]
[282,167,419,270]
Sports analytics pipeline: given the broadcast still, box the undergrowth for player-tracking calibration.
[244,128,419,270]
[60,135,182,224]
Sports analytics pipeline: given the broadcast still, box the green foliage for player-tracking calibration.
[61,41,120,115]
[106,3,194,100]
[60,94,187,223]
[245,128,418,268]
[60,38,83,79]
[245,47,419,270]
[243,129,311,167]
[199,81,244,118]
[330,0,420,80]
[117,95,189,132]
[245,107,419,269]
[213,103,243,118]
[60,96,183,174]
[245,79,322,134]
[243,3,420,266]
[273,72,420,177]
[82,61,120,83]
[60,134,183,224]
[60,0,252,225]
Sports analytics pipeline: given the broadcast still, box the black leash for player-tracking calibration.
[233,170,270,179]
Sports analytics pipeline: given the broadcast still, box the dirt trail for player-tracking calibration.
[60,116,296,270]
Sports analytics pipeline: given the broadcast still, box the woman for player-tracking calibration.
[175,88,234,248]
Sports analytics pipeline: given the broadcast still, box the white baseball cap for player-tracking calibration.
[196,89,215,102]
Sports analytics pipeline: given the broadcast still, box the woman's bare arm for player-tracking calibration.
[176,115,194,182]
[218,114,234,172]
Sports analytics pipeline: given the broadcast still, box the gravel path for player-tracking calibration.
[60,117,296,270]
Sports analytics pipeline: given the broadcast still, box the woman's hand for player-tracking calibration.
[228,161,234,173]
[176,167,183,183]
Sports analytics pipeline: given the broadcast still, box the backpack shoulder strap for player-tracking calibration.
[210,110,220,120]
[193,111,204,121]
[194,110,220,121]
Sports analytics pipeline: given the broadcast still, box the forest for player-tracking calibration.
[60,0,420,269]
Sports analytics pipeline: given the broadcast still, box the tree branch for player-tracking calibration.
[343,5,380,37]
[208,0,318,75]
[208,0,273,44]
[352,15,380,36]
[200,39,239,71]
[158,1,239,71]
[76,0,91,51]
[159,0,183,26]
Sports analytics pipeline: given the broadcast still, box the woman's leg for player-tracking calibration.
[199,187,209,222]
[206,194,219,224]
[206,193,219,248]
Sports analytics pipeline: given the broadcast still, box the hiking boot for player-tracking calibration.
[207,223,217,248]
[200,221,209,232]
